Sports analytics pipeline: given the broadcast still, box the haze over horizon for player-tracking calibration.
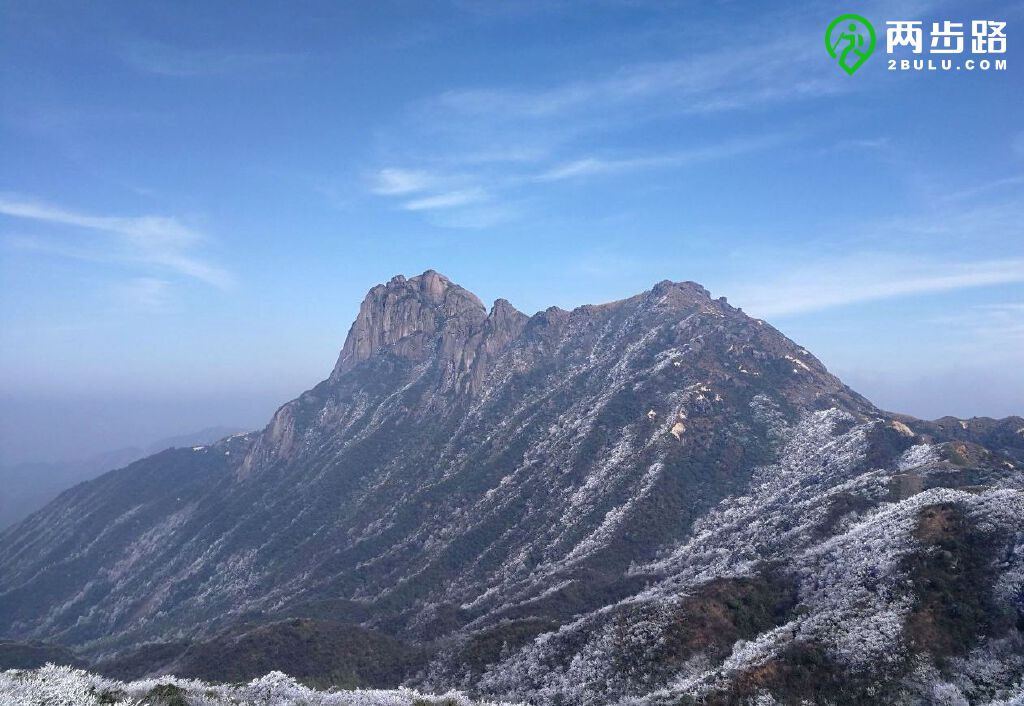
[2,0,1023,464]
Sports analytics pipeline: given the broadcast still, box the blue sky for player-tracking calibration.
[1,0,1022,462]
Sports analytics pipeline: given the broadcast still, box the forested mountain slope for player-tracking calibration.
[2,271,1021,704]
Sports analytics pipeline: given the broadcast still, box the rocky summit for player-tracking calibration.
[1,271,1022,705]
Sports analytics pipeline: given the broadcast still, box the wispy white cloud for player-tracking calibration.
[829,137,892,152]
[536,133,792,181]
[536,158,611,181]
[120,39,303,78]
[422,202,522,229]
[370,168,441,196]
[356,0,949,229]
[402,188,487,211]
[0,195,232,288]
[368,166,503,222]
[728,256,1024,317]
[452,146,548,165]
[369,130,790,225]
[359,12,837,228]
[0,197,198,248]
[432,34,842,123]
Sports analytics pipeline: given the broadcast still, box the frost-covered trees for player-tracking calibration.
[0,664,524,706]
[469,410,1024,705]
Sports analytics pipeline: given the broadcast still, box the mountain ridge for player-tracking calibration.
[0,425,246,531]
[2,271,1022,705]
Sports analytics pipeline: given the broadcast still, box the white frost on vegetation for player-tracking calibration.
[897,442,940,471]
[0,664,524,706]
[475,409,1024,705]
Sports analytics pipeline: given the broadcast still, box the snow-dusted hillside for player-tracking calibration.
[464,409,1024,704]
[0,664,522,706]
[1,272,1022,704]
[0,274,867,653]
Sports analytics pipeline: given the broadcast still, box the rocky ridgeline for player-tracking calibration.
[1,272,1022,704]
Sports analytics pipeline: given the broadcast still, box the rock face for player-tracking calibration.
[1,271,1022,705]
[331,271,491,380]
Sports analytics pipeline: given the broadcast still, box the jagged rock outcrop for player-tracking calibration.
[331,271,489,379]
[1,271,1021,705]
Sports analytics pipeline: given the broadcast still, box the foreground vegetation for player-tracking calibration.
[0,664,522,706]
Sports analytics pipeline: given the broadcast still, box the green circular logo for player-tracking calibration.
[826,14,876,75]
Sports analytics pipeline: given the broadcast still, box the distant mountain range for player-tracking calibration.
[0,426,244,530]
[1,271,1021,704]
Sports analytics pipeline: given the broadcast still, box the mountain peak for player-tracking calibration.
[387,270,477,305]
[331,271,486,379]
